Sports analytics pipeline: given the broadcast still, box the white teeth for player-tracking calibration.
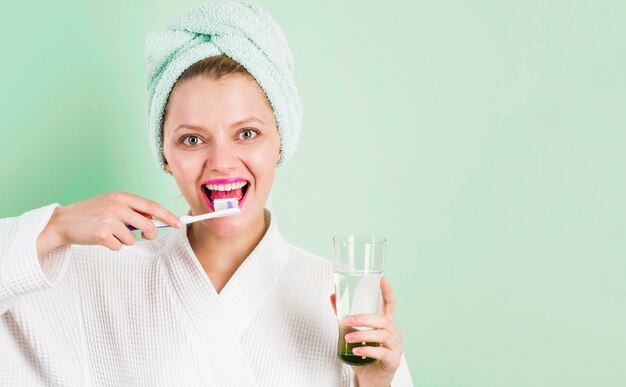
[204,181,248,191]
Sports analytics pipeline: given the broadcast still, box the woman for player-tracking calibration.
[0,1,412,386]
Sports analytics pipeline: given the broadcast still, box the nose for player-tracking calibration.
[206,138,237,173]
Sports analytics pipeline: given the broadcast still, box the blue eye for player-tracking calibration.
[238,129,259,140]
[182,135,203,146]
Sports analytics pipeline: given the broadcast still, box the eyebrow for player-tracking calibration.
[173,116,265,133]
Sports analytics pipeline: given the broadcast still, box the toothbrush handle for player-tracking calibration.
[127,218,172,231]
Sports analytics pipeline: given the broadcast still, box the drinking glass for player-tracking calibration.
[333,235,386,365]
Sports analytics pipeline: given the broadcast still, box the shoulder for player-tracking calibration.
[268,211,332,272]
[286,243,332,271]
[282,242,334,292]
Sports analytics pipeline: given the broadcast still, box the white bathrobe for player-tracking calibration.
[0,204,413,386]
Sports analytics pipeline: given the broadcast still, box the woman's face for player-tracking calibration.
[162,74,280,237]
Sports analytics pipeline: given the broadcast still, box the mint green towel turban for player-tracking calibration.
[145,0,302,170]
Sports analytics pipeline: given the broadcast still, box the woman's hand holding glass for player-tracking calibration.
[331,277,404,387]
[36,192,182,256]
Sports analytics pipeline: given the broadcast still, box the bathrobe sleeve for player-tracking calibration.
[392,353,414,386]
[0,204,72,314]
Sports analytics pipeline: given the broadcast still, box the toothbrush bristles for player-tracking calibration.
[213,198,239,211]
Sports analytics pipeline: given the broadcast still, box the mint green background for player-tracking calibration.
[1,1,625,385]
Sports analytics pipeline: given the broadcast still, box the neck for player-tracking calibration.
[187,210,268,294]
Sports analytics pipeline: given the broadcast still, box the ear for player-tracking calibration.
[277,147,283,164]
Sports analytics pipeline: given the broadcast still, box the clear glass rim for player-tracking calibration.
[332,235,386,245]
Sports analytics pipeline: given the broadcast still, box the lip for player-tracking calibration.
[202,178,247,185]
[200,178,250,211]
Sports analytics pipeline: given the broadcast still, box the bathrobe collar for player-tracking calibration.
[159,210,288,385]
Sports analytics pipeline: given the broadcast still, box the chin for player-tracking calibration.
[200,211,260,238]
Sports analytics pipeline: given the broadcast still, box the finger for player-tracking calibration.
[136,210,153,219]
[330,293,337,315]
[346,313,403,343]
[381,277,397,320]
[101,234,124,251]
[111,219,138,247]
[345,314,390,330]
[351,345,400,371]
[116,192,181,228]
[345,329,400,351]
[120,208,157,240]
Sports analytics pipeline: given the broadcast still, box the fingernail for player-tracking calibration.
[352,347,362,355]
[345,333,354,342]
[345,316,355,325]
[175,221,183,228]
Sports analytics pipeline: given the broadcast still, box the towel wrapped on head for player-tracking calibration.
[145,0,302,170]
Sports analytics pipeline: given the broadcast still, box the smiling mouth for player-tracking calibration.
[202,181,249,210]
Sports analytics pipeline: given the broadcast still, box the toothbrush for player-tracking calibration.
[127,198,240,231]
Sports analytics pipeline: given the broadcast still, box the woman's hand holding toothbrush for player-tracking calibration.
[37,192,182,256]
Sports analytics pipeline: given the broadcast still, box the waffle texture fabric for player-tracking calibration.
[0,204,413,386]
[146,0,303,170]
